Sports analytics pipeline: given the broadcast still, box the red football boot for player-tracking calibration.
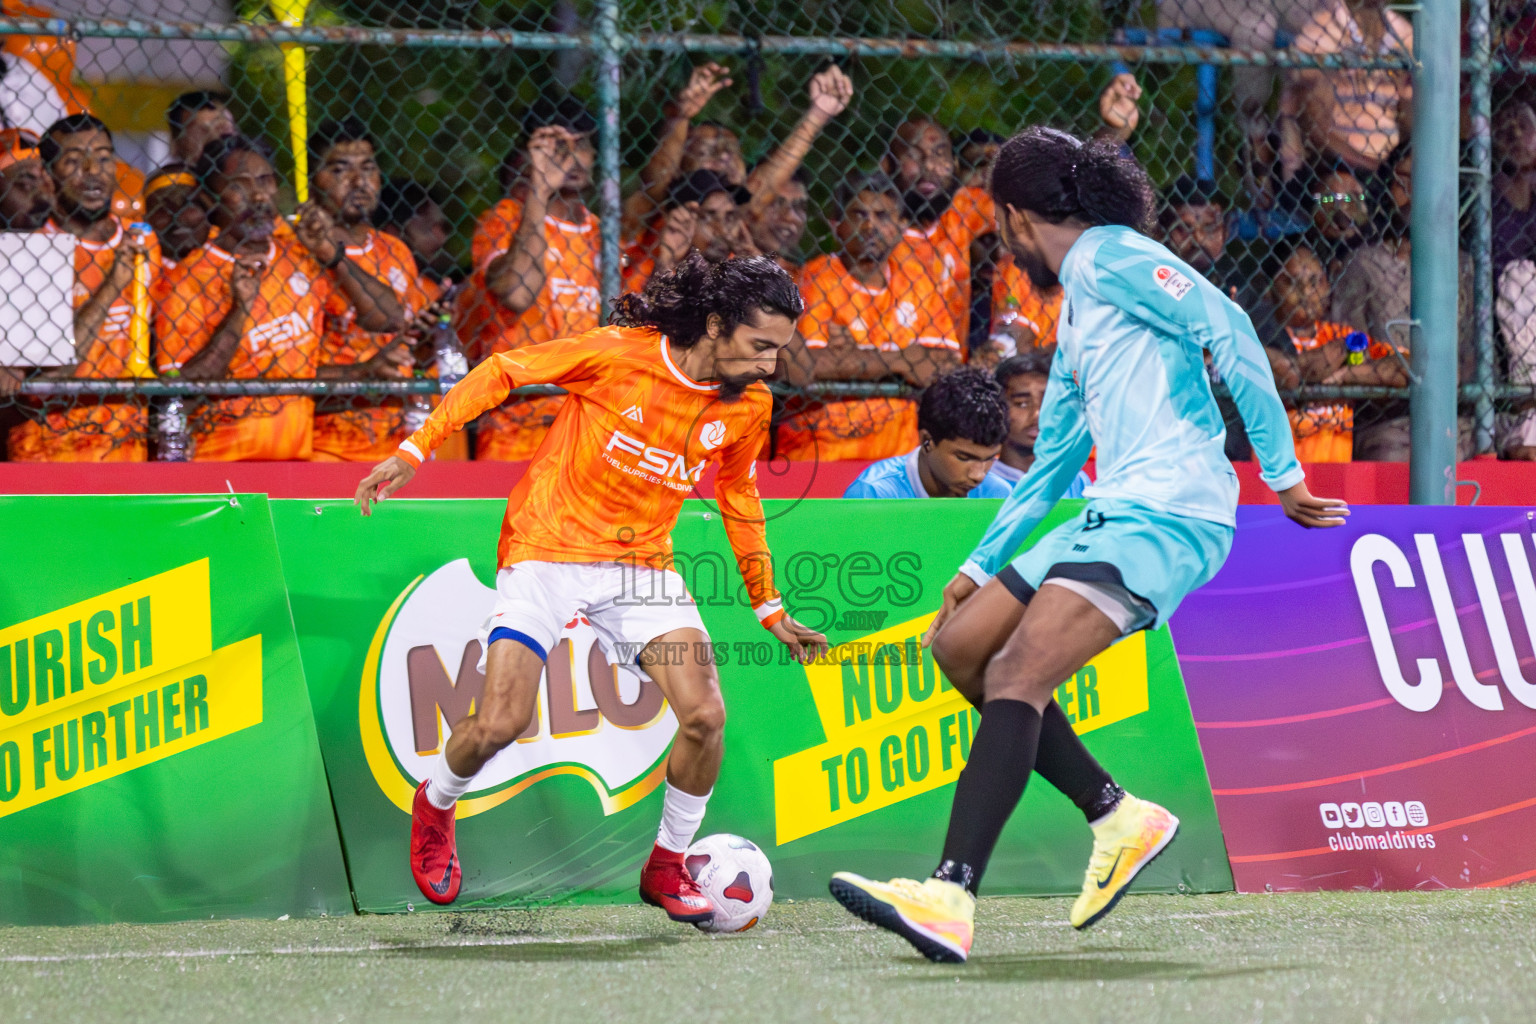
[410,780,461,905]
[639,844,715,925]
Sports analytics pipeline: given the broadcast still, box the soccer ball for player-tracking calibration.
[684,833,773,933]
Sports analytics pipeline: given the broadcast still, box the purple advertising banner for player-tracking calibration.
[1171,506,1536,892]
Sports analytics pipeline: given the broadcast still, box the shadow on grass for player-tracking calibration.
[388,934,685,964]
[902,951,1306,984]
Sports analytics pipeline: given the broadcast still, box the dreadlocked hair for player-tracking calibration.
[918,367,1009,447]
[991,125,1155,233]
[610,252,804,349]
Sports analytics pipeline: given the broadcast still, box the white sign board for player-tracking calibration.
[0,231,77,367]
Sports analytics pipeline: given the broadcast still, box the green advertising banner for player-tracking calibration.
[274,497,1231,912]
[0,495,353,925]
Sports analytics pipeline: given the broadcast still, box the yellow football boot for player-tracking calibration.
[1070,794,1180,929]
[829,872,975,963]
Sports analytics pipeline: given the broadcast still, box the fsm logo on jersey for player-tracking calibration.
[359,559,677,818]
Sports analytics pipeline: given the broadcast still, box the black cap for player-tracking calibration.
[667,169,751,209]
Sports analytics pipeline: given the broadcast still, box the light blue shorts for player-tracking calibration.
[999,499,1234,631]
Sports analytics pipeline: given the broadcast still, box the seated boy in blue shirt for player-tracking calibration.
[844,367,1012,499]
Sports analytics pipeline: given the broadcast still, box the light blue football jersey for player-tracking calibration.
[962,225,1302,580]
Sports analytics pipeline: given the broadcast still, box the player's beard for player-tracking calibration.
[1012,242,1059,291]
[717,373,761,403]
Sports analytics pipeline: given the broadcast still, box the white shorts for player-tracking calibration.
[476,560,708,680]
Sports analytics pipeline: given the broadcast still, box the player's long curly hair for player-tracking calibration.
[991,125,1155,233]
[611,252,804,349]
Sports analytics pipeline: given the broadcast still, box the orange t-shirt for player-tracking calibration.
[154,232,332,461]
[896,222,970,342]
[397,325,783,623]
[990,255,1064,349]
[462,197,602,460]
[1286,320,1393,463]
[7,218,159,462]
[777,253,958,462]
[310,230,430,463]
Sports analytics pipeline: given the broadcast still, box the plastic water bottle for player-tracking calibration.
[433,311,468,390]
[153,384,190,462]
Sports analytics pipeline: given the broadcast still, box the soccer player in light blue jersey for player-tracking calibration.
[830,126,1348,963]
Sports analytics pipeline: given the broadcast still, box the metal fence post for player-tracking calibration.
[1410,0,1461,504]
[595,0,623,317]
[1469,0,1495,456]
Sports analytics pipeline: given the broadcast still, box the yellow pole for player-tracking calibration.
[270,0,312,203]
[126,222,154,379]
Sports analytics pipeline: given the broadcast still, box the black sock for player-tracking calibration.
[1033,700,1124,823]
[932,699,1042,896]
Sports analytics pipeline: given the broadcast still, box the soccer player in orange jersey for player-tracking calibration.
[8,115,156,462]
[462,99,601,460]
[777,171,961,462]
[307,118,434,463]
[154,135,404,461]
[354,254,828,921]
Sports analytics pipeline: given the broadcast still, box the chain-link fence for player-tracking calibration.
[0,1,1487,482]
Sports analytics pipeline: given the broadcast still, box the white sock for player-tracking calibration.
[426,756,474,810]
[655,782,711,853]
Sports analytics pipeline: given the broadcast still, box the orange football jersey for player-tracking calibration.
[776,253,958,462]
[990,255,1064,349]
[154,232,332,461]
[7,217,156,462]
[397,325,783,622]
[462,197,602,461]
[311,230,430,463]
[896,222,970,338]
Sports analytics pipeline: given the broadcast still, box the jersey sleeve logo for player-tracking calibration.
[1153,265,1194,301]
[699,420,727,450]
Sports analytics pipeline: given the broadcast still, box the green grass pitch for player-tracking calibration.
[1,889,1532,1023]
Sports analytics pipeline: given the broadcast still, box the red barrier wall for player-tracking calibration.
[0,457,1532,503]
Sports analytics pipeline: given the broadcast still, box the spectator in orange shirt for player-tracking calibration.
[884,116,971,335]
[143,164,208,268]
[8,114,155,463]
[747,165,810,276]
[0,126,51,404]
[776,171,962,462]
[166,90,237,166]
[307,117,432,463]
[154,134,404,461]
[1255,242,1405,462]
[463,98,601,460]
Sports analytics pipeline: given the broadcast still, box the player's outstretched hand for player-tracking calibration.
[1278,481,1349,529]
[922,572,979,647]
[355,454,416,516]
[770,614,828,665]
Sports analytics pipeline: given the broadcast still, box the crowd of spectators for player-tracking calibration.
[1,0,1533,468]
